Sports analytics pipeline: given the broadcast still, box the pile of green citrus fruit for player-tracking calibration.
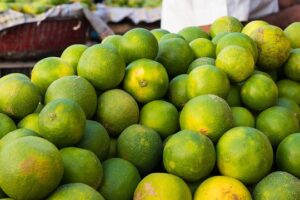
[0,16,300,200]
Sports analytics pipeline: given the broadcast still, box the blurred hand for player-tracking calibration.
[200,25,210,33]
[261,4,300,28]
[279,0,297,9]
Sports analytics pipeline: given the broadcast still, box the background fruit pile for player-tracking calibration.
[0,0,93,14]
[104,0,161,8]
[0,16,300,199]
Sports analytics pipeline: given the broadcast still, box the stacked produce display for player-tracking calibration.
[0,0,161,22]
[104,0,161,8]
[0,16,300,199]
[0,0,93,14]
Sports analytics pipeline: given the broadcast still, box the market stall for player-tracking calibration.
[0,1,300,199]
[0,0,162,75]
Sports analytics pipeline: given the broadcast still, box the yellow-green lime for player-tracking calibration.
[276,97,300,121]
[277,79,300,105]
[76,120,110,161]
[0,128,39,147]
[186,64,230,99]
[98,158,141,200]
[253,171,300,200]
[156,38,194,77]
[226,84,242,107]
[167,74,189,109]
[45,75,97,119]
[250,25,291,70]
[217,127,273,184]
[163,130,215,182]
[17,113,40,134]
[0,113,16,139]
[96,89,139,136]
[187,57,215,73]
[256,106,299,146]
[61,44,88,73]
[60,147,103,189]
[253,69,273,79]
[216,45,255,82]
[242,20,269,36]
[180,94,233,142]
[159,33,184,42]
[178,26,210,43]
[284,48,300,81]
[216,32,258,62]
[133,173,192,200]
[194,176,252,200]
[189,38,216,58]
[0,73,40,119]
[77,44,125,91]
[0,136,63,200]
[120,28,158,63]
[123,58,169,103]
[241,74,278,111]
[38,98,86,148]
[117,124,162,174]
[151,28,170,42]
[139,100,179,138]
[277,133,300,178]
[231,107,255,127]
[284,22,300,48]
[31,57,74,94]
[211,32,230,45]
[47,183,104,200]
[210,16,243,38]
[101,35,122,53]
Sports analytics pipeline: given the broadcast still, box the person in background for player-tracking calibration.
[161,0,300,33]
